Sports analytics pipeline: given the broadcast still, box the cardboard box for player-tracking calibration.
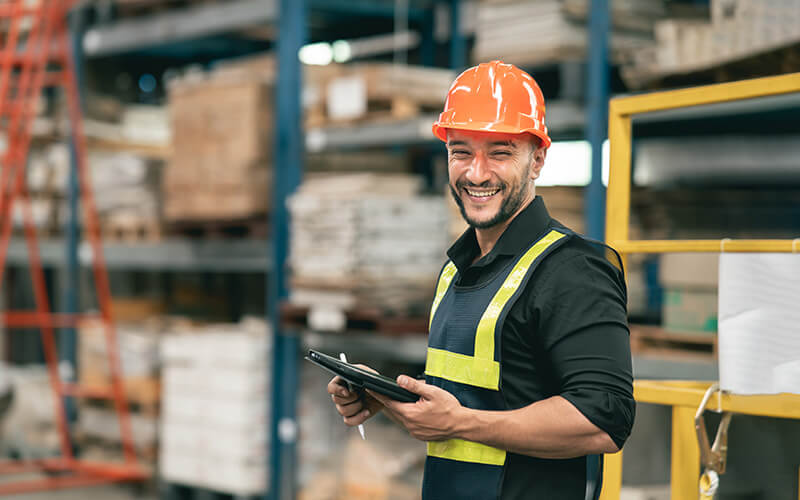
[165,75,273,221]
[662,287,718,333]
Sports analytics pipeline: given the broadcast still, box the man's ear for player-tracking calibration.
[530,145,546,180]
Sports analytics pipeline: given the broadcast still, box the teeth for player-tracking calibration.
[466,188,499,197]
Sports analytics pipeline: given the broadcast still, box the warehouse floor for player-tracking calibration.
[3,482,156,500]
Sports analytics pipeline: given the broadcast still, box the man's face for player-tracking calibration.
[447,129,546,229]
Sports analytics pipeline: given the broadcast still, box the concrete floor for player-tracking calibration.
[4,483,156,500]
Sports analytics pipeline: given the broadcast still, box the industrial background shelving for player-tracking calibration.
[3,0,800,499]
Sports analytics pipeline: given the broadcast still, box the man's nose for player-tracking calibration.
[465,151,491,185]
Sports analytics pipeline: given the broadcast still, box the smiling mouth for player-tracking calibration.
[464,187,500,198]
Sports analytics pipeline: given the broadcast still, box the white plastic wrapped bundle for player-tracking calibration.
[718,253,800,395]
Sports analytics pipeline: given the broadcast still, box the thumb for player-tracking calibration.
[397,375,435,398]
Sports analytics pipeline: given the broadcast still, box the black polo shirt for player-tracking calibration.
[446,196,635,500]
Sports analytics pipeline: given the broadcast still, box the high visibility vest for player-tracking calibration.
[422,228,603,500]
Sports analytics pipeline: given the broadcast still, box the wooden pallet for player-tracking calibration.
[79,372,161,414]
[167,215,268,239]
[102,215,162,243]
[629,324,716,361]
[281,302,429,336]
[306,95,437,128]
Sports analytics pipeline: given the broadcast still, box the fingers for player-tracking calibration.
[335,398,364,418]
[343,408,371,426]
[327,369,386,427]
[365,389,401,414]
[365,388,389,406]
[397,375,434,398]
[327,376,351,398]
[353,363,378,374]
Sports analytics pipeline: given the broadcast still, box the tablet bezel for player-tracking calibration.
[305,349,420,403]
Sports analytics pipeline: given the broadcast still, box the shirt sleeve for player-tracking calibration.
[537,250,636,449]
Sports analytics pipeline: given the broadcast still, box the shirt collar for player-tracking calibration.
[446,195,553,272]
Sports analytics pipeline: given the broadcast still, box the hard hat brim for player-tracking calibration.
[432,121,551,149]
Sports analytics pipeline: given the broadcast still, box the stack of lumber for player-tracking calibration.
[76,406,159,463]
[164,68,272,222]
[15,142,162,240]
[288,173,449,317]
[305,63,455,126]
[84,103,171,157]
[76,309,168,460]
[185,53,453,126]
[77,315,164,411]
[562,0,666,33]
[622,0,800,87]
[13,143,69,236]
[472,0,658,67]
[89,151,164,241]
[0,365,60,459]
[159,317,270,496]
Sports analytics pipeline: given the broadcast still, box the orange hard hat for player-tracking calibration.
[432,60,551,149]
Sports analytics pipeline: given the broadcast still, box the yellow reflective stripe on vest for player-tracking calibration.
[426,229,568,390]
[428,439,506,466]
[425,347,501,390]
[429,261,458,329]
[474,229,567,363]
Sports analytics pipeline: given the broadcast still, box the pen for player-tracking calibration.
[339,352,366,440]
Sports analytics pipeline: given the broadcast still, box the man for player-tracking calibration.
[327,60,635,499]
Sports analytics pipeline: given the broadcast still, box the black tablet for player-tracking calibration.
[305,349,419,403]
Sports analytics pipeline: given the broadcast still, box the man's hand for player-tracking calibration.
[368,375,466,442]
[326,364,384,427]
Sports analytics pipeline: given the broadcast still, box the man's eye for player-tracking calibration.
[492,151,512,157]
[451,150,471,157]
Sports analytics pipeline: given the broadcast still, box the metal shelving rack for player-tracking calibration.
[5,238,271,272]
[1,0,615,498]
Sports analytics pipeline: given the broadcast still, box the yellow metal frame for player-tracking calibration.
[598,72,800,500]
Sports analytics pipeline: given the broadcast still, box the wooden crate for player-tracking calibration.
[165,74,273,221]
[79,371,162,412]
[630,324,717,361]
[163,167,271,221]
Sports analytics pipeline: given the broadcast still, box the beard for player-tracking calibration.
[450,169,531,230]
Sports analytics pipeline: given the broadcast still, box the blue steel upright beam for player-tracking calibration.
[420,7,435,66]
[268,0,305,499]
[449,0,466,70]
[584,0,610,240]
[61,5,89,432]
